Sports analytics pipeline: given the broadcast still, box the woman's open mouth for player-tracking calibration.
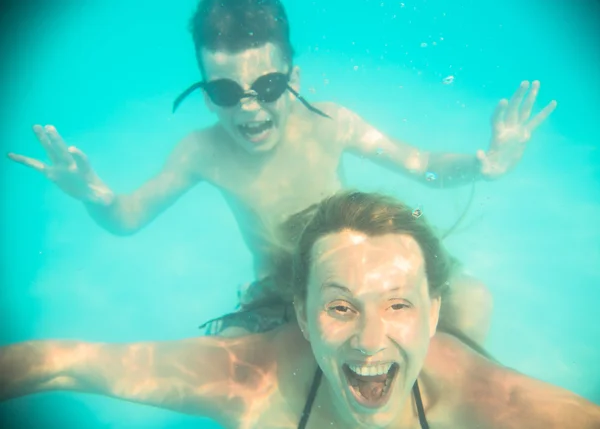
[343,362,399,408]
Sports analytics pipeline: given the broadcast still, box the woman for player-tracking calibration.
[1,191,598,428]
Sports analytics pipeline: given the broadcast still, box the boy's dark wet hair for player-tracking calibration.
[189,0,295,76]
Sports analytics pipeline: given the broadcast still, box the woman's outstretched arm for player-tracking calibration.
[0,335,273,422]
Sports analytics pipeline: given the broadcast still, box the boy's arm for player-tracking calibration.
[331,81,556,188]
[84,131,204,235]
[0,335,270,422]
[8,126,203,235]
[333,104,480,188]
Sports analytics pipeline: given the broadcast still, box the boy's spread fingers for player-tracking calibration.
[527,100,557,132]
[519,83,539,123]
[505,81,529,125]
[491,99,508,132]
[33,125,62,165]
[7,153,47,173]
[45,126,74,164]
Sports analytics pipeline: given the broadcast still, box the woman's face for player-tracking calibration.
[295,230,441,428]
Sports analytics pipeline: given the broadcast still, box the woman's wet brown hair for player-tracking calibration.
[279,191,454,302]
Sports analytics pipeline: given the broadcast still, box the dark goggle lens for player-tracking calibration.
[205,73,289,107]
[253,73,288,103]
[204,80,245,107]
[173,72,331,118]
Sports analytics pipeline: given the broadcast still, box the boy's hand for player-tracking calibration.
[477,81,557,179]
[7,125,114,205]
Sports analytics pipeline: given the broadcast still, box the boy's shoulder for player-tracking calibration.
[163,125,229,179]
[179,124,223,152]
[312,101,356,119]
[302,101,362,146]
[173,124,230,164]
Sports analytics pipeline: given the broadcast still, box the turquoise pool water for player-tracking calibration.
[1,0,599,427]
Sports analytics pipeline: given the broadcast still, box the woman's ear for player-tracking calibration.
[429,296,441,338]
[288,65,301,97]
[293,297,310,341]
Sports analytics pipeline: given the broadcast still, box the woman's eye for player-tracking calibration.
[390,303,408,311]
[327,304,355,316]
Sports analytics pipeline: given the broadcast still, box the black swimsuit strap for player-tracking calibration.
[297,367,323,429]
[412,379,430,429]
[298,368,429,429]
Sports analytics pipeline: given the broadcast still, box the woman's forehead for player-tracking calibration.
[200,43,288,82]
[309,230,425,282]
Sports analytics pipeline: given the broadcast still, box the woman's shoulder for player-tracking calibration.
[424,333,600,428]
[221,323,314,384]
[227,324,320,426]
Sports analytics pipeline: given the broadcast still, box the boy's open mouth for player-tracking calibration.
[343,362,399,408]
[237,120,274,141]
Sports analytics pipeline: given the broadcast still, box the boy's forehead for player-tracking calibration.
[201,43,289,83]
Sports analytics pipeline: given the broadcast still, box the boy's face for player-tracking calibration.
[200,43,299,154]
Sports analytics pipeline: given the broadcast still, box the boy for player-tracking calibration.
[7,0,556,343]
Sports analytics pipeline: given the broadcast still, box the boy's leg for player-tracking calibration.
[438,269,493,346]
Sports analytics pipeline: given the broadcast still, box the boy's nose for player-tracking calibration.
[239,91,261,111]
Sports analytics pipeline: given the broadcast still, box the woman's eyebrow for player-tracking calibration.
[321,282,352,294]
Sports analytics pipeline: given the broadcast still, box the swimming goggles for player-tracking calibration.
[172,71,331,119]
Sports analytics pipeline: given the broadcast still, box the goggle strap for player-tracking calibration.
[172,82,204,113]
[286,85,332,119]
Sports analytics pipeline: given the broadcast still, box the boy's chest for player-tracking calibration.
[204,137,344,218]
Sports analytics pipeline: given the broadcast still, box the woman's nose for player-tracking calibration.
[352,312,387,356]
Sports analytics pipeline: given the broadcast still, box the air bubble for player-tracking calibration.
[425,172,437,181]
[442,75,454,85]
[412,205,423,219]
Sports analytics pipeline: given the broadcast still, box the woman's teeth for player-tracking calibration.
[348,363,393,377]
[345,363,397,402]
